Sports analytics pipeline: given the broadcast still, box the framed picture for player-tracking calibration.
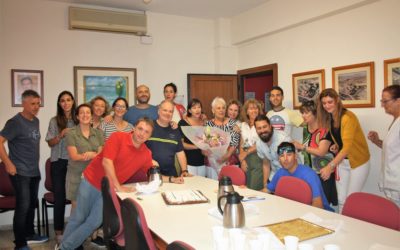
[292,69,325,109]
[11,69,44,107]
[384,57,400,87]
[74,66,137,106]
[332,62,375,108]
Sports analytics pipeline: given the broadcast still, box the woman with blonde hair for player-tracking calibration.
[238,99,264,190]
[89,96,110,129]
[317,88,370,212]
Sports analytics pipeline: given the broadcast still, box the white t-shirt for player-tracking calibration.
[267,108,303,136]
[256,130,291,179]
[240,122,259,148]
[380,117,400,201]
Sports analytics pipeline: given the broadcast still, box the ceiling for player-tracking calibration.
[48,0,269,19]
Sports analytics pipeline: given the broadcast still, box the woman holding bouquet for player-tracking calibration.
[238,99,264,190]
[178,98,206,176]
[206,97,241,179]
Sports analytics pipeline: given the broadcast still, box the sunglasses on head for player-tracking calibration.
[278,146,295,156]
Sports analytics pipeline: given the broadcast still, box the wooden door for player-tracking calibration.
[188,74,238,119]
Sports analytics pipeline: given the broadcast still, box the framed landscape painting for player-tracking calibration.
[332,62,375,108]
[384,57,400,87]
[74,66,137,106]
[11,69,44,107]
[292,69,325,109]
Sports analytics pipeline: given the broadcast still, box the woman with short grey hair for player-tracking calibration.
[205,97,240,179]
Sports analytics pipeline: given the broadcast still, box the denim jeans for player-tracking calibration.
[9,174,40,248]
[61,178,103,250]
[51,159,68,231]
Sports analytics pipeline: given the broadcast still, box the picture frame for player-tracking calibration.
[332,62,375,108]
[384,57,400,87]
[292,69,325,109]
[11,69,44,107]
[74,66,137,106]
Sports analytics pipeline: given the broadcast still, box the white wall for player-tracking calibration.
[232,0,400,195]
[0,0,218,226]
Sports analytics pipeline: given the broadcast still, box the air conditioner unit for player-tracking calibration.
[69,7,147,35]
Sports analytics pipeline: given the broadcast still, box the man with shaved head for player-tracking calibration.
[124,84,158,125]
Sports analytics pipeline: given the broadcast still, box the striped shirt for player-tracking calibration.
[100,120,134,141]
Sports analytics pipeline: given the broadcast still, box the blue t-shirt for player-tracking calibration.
[0,113,41,177]
[267,164,333,211]
[124,105,158,125]
[146,121,184,176]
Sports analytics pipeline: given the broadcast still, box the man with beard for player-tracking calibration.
[124,84,158,125]
[255,115,291,186]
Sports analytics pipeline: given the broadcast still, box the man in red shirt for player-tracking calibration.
[58,117,154,250]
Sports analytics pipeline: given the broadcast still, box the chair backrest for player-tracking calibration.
[44,158,53,192]
[218,165,246,186]
[342,192,400,230]
[121,198,156,250]
[124,169,148,184]
[275,176,312,205]
[101,176,125,247]
[166,240,195,250]
[0,162,14,196]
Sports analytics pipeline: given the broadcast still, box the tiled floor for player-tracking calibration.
[0,225,104,250]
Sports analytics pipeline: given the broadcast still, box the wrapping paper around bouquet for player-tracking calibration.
[181,126,231,173]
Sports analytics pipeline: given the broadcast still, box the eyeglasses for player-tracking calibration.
[380,99,394,104]
[114,105,126,110]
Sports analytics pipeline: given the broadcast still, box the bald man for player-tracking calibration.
[124,84,158,125]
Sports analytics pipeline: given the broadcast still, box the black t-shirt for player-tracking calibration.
[146,121,184,176]
[0,113,41,177]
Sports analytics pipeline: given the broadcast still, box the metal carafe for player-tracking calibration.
[218,176,234,207]
[147,166,163,186]
[217,191,245,228]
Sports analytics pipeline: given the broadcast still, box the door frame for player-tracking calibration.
[187,73,238,100]
[237,63,278,103]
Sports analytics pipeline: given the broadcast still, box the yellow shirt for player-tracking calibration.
[339,110,370,168]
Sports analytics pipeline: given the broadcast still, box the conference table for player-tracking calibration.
[117,176,400,250]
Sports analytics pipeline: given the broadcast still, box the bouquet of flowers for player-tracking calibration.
[181,126,231,173]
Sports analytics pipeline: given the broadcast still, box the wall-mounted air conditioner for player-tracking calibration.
[69,7,147,35]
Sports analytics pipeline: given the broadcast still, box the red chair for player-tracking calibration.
[275,176,312,205]
[167,241,195,250]
[0,162,15,213]
[41,158,71,236]
[101,176,125,249]
[124,169,147,184]
[218,165,246,186]
[121,198,157,250]
[0,161,41,234]
[342,192,400,230]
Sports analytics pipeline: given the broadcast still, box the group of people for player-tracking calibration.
[0,81,399,250]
